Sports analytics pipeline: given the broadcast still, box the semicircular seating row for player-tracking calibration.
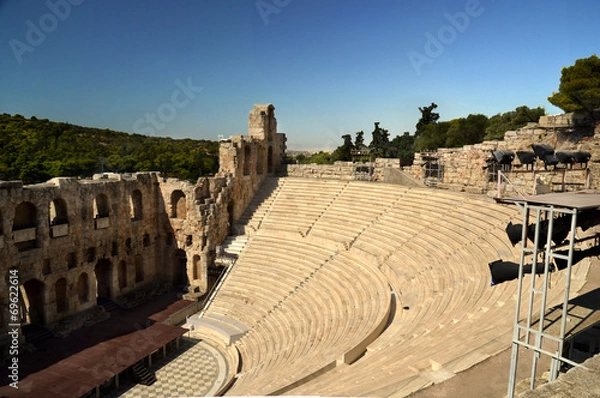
[201,177,589,397]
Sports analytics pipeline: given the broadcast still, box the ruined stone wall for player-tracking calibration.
[0,103,287,357]
[406,116,600,195]
[0,173,167,337]
[218,104,286,223]
[285,158,402,181]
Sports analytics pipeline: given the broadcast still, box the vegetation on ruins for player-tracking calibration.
[548,54,600,121]
[0,113,219,184]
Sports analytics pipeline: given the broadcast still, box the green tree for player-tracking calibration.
[354,131,365,148]
[332,134,354,161]
[445,114,489,148]
[388,132,415,165]
[414,121,450,151]
[484,106,546,140]
[369,122,390,157]
[548,54,600,120]
[415,102,440,137]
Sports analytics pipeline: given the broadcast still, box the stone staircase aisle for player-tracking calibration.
[235,177,283,235]
[220,235,249,257]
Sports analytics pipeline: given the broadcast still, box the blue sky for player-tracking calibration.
[1,0,599,150]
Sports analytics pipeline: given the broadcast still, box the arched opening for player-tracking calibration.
[77,273,89,304]
[14,202,37,230]
[173,249,187,287]
[192,254,201,281]
[130,190,143,221]
[227,200,235,236]
[257,146,265,175]
[49,198,68,225]
[13,201,37,250]
[94,259,113,301]
[194,179,210,203]
[20,279,45,325]
[243,145,252,176]
[55,278,68,313]
[134,255,144,283]
[93,194,110,218]
[118,260,127,290]
[268,146,274,174]
[171,190,186,218]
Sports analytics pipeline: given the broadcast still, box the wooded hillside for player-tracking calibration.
[0,114,219,184]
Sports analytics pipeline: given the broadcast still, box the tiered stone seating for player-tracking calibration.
[225,249,391,395]
[258,178,349,235]
[193,177,590,398]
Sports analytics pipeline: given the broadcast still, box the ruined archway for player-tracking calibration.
[13,201,37,250]
[171,190,186,218]
[55,278,68,313]
[130,189,143,220]
[20,279,45,325]
[94,259,113,301]
[93,193,110,218]
[49,198,68,225]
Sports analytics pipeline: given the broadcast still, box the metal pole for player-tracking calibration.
[508,202,530,398]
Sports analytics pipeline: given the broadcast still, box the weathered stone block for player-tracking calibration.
[13,227,36,243]
[95,217,110,229]
[51,224,69,238]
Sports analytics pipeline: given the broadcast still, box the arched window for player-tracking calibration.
[77,273,89,304]
[21,279,45,325]
[94,259,113,301]
[170,190,186,218]
[130,190,143,221]
[13,201,37,230]
[243,145,252,176]
[55,278,68,313]
[13,202,37,250]
[93,194,110,218]
[49,198,68,225]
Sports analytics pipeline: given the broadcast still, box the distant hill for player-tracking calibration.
[0,113,219,184]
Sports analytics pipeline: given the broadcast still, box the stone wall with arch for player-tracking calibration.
[0,104,287,360]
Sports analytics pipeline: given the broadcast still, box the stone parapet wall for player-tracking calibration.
[285,158,403,182]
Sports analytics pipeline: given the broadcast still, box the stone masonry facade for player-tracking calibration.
[0,104,285,360]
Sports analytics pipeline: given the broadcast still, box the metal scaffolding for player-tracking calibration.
[500,191,600,397]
